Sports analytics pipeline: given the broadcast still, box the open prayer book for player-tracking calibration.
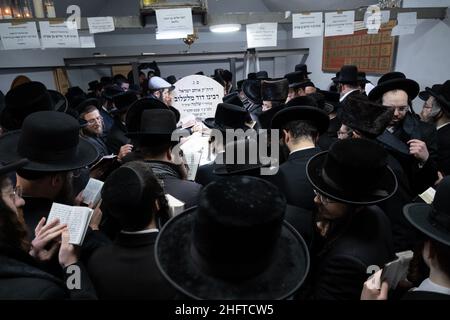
[90,154,117,171]
[81,178,104,207]
[47,203,93,245]
[183,151,202,181]
[166,194,185,217]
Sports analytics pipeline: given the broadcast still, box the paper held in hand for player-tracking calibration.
[82,178,104,207]
[166,194,185,218]
[419,187,436,204]
[47,203,93,245]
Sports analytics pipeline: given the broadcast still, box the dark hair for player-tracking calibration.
[80,105,99,119]
[0,175,29,252]
[136,140,173,158]
[102,161,169,231]
[282,120,319,141]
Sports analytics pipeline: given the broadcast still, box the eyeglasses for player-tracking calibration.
[337,130,353,137]
[313,189,335,206]
[388,106,409,113]
[2,186,22,201]
[86,115,103,126]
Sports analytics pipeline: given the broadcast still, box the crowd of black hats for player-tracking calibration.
[0,62,450,302]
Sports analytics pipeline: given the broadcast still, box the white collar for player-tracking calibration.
[339,89,359,102]
[290,146,316,155]
[437,122,450,131]
[414,278,450,295]
[121,228,159,235]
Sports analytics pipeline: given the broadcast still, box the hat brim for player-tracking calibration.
[419,90,430,101]
[0,131,98,172]
[271,106,329,135]
[426,87,450,113]
[202,119,249,132]
[0,159,28,176]
[155,207,310,300]
[213,162,270,175]
[306,151,398,205]
[368,79,420,101]
[403,203,450,247]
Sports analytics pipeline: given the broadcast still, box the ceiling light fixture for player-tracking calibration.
[209,24,241,33]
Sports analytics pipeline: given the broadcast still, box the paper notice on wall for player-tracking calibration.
[292,12,323,38]
[391,12,417,36]
[39,21,80,48]
[88,17,115,34]
[172,75,224,120]
[155,8,194,39]
[0,22,41,50]
[246,23,278,48]
[324,11,355,37]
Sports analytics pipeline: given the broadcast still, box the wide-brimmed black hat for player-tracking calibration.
[426,80,450,113]
[368,71,420,102]
[213,138,270,175]
[334,65,358,84]
[285,71,308,88]
[306,139,397,205]
[242,79,262,104]
[341,95,394,138]
[112,91,138,114]
[203,103,251,132]
[419,84,442,101]
[255,71,269,80]
[0,111,98,172]
[358,72,370,84]
[102,85,123,101]
[88,80,102,92]
[125,98,169,133]
[307,92,334,115]
[48,90,68,113]
[404,176,450,247]
[126,109,177,138]
[0,159,28,176]
[1,81,54,131]
[261,79,289,102]
[74,98,100,116]
[155,176,310,300]
[166,75,177,85]
[223,92,244,108]
[271,106,329,135]
[295,63,311,75]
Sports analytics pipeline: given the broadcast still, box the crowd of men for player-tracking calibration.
[0,61,449,300]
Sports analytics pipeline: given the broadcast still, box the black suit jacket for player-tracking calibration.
[402,290,450,300]
[195,161,221,187]
[271,147,322,211]
[437,123,450,176]
[106,119,129,155]
[87,232,176,300]
[308,206,394,300]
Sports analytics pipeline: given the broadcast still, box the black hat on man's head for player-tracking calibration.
[261,79,289,102]
[0,111,98,172]
[155,176,310,299]
[203,103,251,132]
[334,65,359,84]
[306,139,397,205]
[368,71,420,102]
[125,98,170,133]
[426,80,450,114]
[1,82,54,131]
[295,63,311,75]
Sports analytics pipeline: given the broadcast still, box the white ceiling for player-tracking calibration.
[261,0,377,12]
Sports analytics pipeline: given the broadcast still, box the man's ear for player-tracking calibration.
[50,173,63,188]
[155,199,160,211]
[282,129,290,144]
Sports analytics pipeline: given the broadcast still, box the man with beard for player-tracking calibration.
[148,76,180,122]
[76,99,109,158]
[0,111,99,237]
[369,72,439,194]
[269,106,329,211]
[304,138,396,300]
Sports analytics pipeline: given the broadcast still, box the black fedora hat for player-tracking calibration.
[335,65,358,84]
[155,176,310,300]
[426,80,450,113]
[166,75,177,85]
[88,80,101,92]
[341,95,394,138]
[404,176,450,247]
[261,79,289,102]
[0,111,98,172]
[203,103,251,132]
[358,72,370,84]
[306,139,397,205]
[285,71,308,88]
[74,98,100,116]
[317,89,341,113]
[368,71,420,102]
[419,84,442,101]
[112,91,138,114]
[223,92,244,108]
[48,90,68,113]
[213,138,270,175]
[271,106,329,135]
[307,92,334,115]
[255,71,269,80]
[0,159,28,176]
[242,79,262,104]
[126,109,177,138]
[285,95,318,109]
[1,81,54,131]
[125,98,169,133]
[102,85,123,101]
[295,63,311,75]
